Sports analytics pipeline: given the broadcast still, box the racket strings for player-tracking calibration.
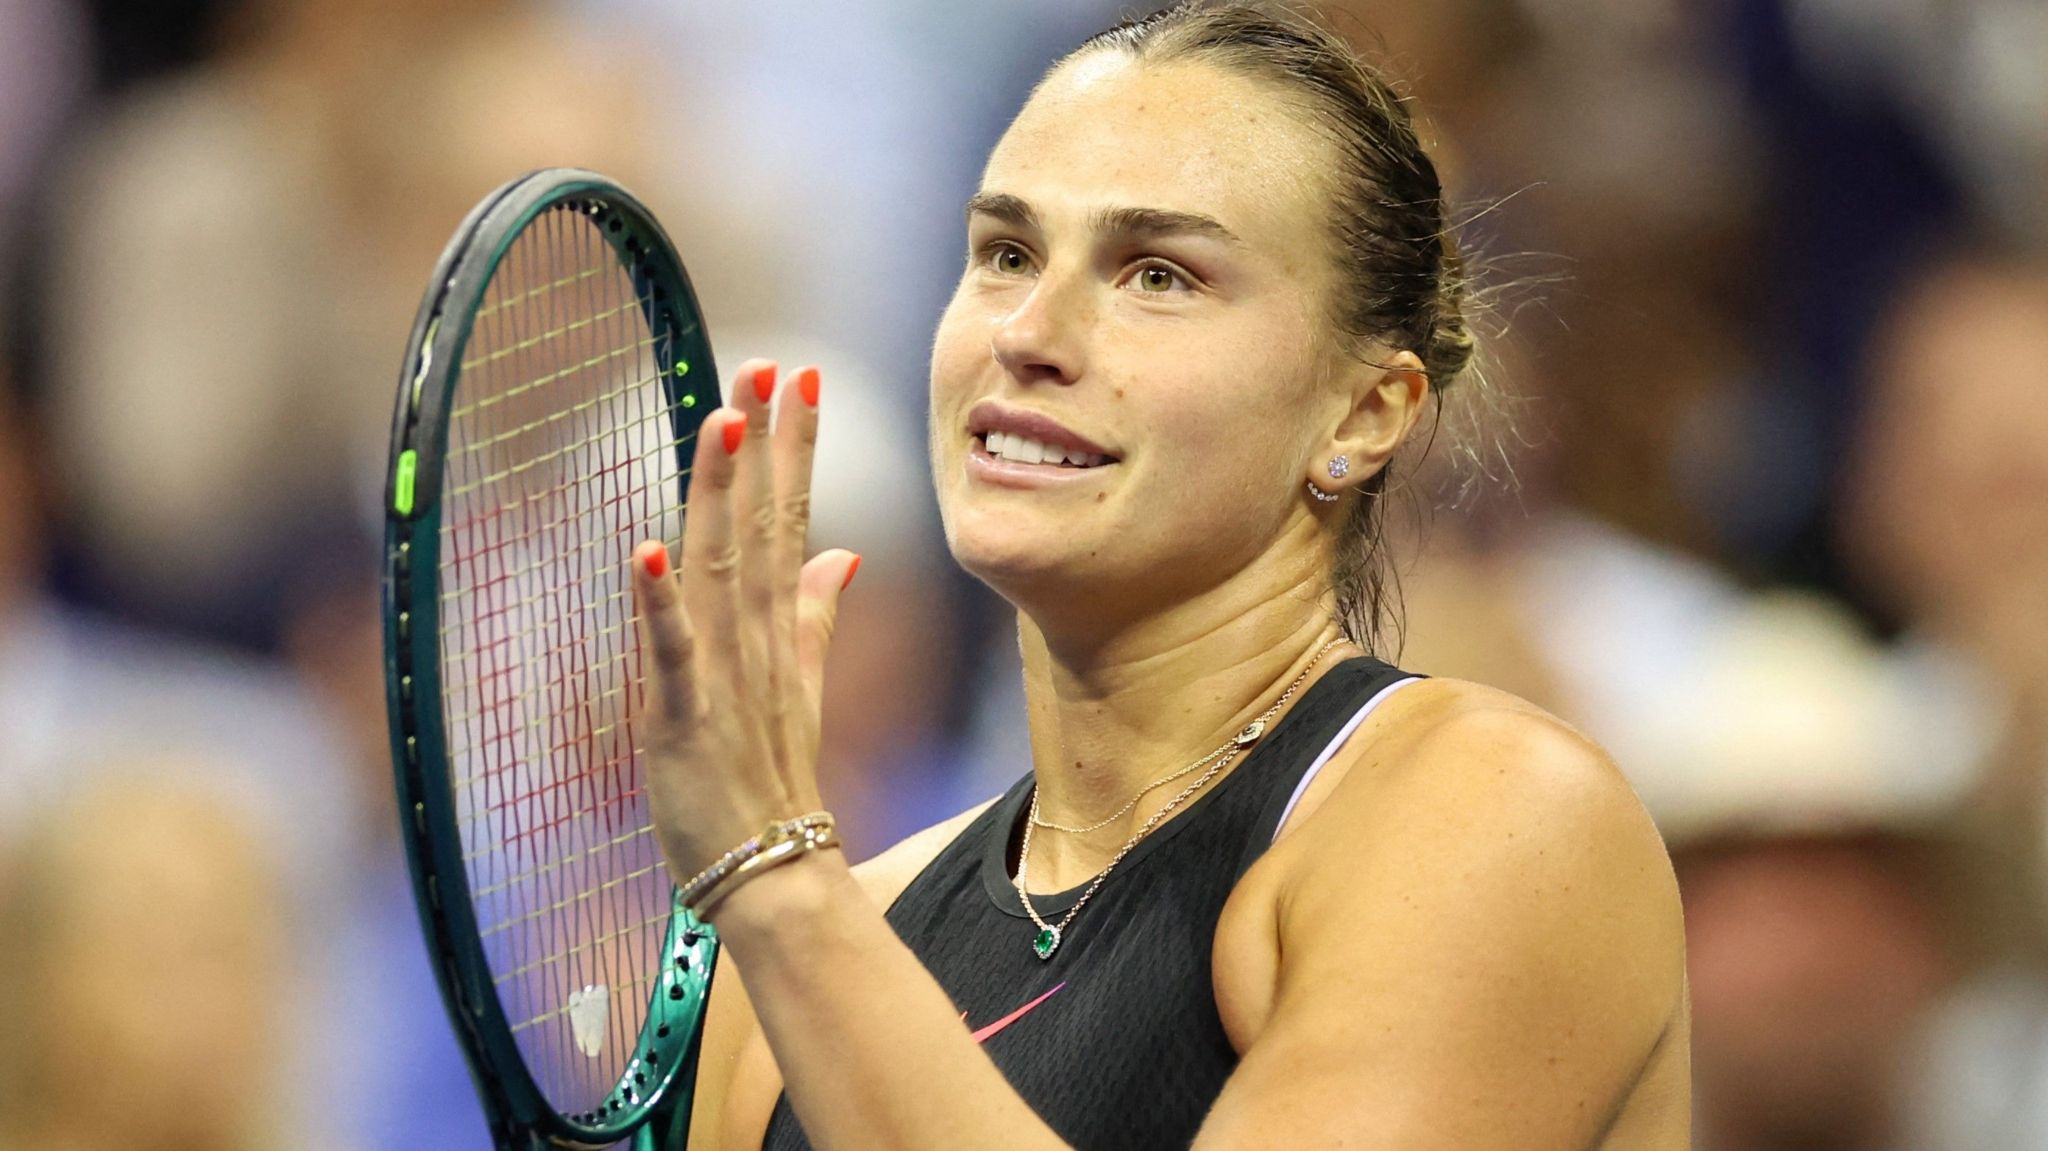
[469,261,605,322]
[491,901,675,986]
[445,382,684,496]
[458,305,654,376]
[468,824,655,900]
[440,201,686,1111]
[454,333,663,436]
[480,857,665,943]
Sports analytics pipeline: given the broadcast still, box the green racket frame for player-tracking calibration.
[381,169,720,1150]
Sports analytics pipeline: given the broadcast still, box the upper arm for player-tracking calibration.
[688,798,999,1151]
[1197,694,1685,1149]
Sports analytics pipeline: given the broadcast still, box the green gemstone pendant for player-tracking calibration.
[1032,926,1061,960]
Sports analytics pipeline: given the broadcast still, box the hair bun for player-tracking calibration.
[1426,233,1477,390]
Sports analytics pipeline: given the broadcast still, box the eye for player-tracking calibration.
[1127,261,1191,294]
[982,241,1034,276]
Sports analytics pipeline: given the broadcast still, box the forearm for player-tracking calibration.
[712,852,1073,1151]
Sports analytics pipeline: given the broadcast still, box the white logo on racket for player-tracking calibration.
[567,984,610,1058]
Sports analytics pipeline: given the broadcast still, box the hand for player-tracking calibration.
[629,359,861,892]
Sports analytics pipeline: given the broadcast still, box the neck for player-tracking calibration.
[1013,543,1354,889]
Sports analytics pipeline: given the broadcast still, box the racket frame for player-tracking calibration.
[382,168,720,1151]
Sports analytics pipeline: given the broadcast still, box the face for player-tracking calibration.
[929,54,1360,618]
[1843,260,2048,683]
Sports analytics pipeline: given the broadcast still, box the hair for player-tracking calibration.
[1065,2,1484,653]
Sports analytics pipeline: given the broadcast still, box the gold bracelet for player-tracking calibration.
[694,821,841,918]
[677,811,835,912]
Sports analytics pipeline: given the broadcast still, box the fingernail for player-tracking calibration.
[642,544,669,579]
[841,553,862,590]
[752,365,776,404]
[723,413,748,455]
[798,367,821,407]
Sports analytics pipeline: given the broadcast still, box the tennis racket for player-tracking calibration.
[382,168,720,1150]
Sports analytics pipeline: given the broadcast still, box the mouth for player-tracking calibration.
[964,400,1121,478]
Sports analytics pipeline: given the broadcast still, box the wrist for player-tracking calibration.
[706,845,858,949]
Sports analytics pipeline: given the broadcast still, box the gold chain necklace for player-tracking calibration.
[1027,741,1239,834]
[1013,638,1348,960]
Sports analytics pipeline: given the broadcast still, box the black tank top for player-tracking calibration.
[761,656,1417,1150]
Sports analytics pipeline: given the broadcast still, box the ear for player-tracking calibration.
[1313,349,1430,493]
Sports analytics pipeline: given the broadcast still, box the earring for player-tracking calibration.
[1327,455,1351,479]
[1307,482,1340,503]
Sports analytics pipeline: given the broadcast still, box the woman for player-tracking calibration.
[634,5,1690,1147]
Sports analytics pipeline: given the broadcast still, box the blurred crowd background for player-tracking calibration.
[0,0,2043,1147]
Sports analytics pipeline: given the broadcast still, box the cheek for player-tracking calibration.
[1124,328,1315,490]
[928,295,988,437]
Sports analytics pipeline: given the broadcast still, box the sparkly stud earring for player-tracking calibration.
[1307,454,1348,502]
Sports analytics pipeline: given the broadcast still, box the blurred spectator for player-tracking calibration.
[1,342,389,1148]
[0,356,352,860]
[0,773,300,1151]
[0,367,355,879]
[38,0,771,646]
[1838,249,2048,972]
[1840,252,2048,702]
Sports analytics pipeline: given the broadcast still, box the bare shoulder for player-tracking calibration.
[850,796,1002,910]
[1292,677,1684,967]
[1199,677,1689,1145]
[1297,675,1674,887]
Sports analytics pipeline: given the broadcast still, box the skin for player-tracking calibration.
[639,54,1690,1151]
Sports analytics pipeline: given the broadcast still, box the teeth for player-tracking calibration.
[982,431,1108,468]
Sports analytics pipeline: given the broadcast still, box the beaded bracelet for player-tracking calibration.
[677,811,837,914]
[693,821,841,918]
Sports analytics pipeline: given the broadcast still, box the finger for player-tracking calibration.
[729,361,782,723]
[794,549,862,713]
[630,540,695,723]
[771,366,821,698]
[680,406,748,696]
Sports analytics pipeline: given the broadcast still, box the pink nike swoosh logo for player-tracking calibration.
[964,982,1067,1044]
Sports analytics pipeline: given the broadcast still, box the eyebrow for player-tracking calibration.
[965,193,1242,247]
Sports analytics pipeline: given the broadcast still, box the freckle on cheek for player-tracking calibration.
[1095,492,1106,502]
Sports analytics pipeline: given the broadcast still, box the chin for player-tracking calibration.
[943,501,1105,600]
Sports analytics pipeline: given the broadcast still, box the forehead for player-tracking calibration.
[983,53,1331,248]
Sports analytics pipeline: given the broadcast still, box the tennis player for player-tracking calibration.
[633,5,1690,1147]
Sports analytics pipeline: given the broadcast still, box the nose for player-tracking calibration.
[990,270,1091,386]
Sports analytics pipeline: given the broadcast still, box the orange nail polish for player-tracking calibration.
[752,365,776,404]
[798,367,821,407]
[841,553,862,590]
[642,545,669,579]
[723,414,748,455]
